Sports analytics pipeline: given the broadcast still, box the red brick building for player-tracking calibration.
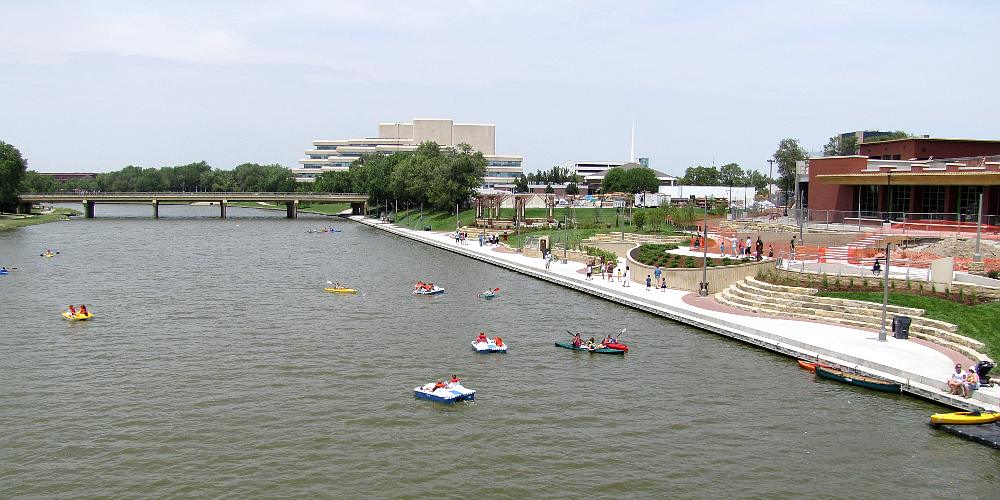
[805,138,1000,224]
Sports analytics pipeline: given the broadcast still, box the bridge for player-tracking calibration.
[17,192,369,219]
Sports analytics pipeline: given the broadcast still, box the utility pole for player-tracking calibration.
[767,158,775,204]
[562,214,568,264]
[699,197,709,297]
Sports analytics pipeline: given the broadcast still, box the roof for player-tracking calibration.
[862,137,1000,145]
[815,171,1000,186]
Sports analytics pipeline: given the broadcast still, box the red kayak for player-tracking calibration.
[604,342,629,352]
[797,360,832,372]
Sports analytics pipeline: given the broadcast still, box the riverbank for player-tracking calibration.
[347,215,999,413]
[0,208,81,231]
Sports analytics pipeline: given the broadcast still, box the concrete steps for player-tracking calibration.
[717,277,990,362]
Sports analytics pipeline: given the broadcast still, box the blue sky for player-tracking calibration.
[2,0,998,176]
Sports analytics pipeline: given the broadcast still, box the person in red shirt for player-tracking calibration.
[475,332,488,343]
[449,375,461,385]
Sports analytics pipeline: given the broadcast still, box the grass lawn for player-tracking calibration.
[818,291,1000,360]
[393,208,478,232]
[0,208,81,231]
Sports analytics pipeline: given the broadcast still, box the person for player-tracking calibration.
[571,333,583,348]
[622,265,630,287]
[756,237,764,261]
[608,262,616,282]
[67,305,77,317]
[719,240,726,256]
[790,237,796,260]
[731,237,737,256]
[746,236,752,256]
[963,367,980,397]
[872,259,881,276]
[586,337,597,350]
[947,364,966,395]
[768,243,774,259]
[602,334,613,345]
[476,332,489,343]
[449,374,461,386]
[545,252,553,270]
[654,265,662,285]
[660,277,667,292]
[645,274,652,291]
[493,336,504,348]
[738,238,744,256]
[432,379,448,391]
[78,305,89,316]
[586,263,593,281]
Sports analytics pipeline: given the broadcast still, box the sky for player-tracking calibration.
[2,0,998,176]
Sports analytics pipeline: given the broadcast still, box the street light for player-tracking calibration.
[879,242,892,342]
[699,196,709,297]
[767,158,775,204]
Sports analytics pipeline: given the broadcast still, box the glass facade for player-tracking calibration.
[921,186,945,215]
[889,185,910,214]
[858,185,878,217]
[958,185,983,217]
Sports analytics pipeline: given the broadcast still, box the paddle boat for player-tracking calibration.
[62,310,94,321]
[471,336,507,353]
[479,288,501,299]
[930,411,1000,426]
[0,268,9,275]
[554,341,625,355]
[413,285,445,295]
[414,381,476,403]
[814,366,900,393]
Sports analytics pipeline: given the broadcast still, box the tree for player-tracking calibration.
[565,182,579,195]
[544,183,554,194]
[746,170,771,195]
[632,211,647,231]
[601,167,629,193]
[513,174,529,193]
[772,138,808,206]
[625,167,659,193]
[314,170,353,193]
[822,134,857,156]
[20,170,58,194]
[864,130,911,143]
[1,141,29,211]
[719,163,744,187]
[680,165,720,185]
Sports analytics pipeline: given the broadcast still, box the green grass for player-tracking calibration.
[0,208,81,231]
[817,291,1000,360]
[393,209,478,231]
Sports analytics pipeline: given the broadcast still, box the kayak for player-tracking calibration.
[471,340,508,353]
[554,341,625,355]
[930,412,1000,426]
[414,382,476,403]
[815,366,900,393]
[413,286,445,295]
[797,360,833,372]
[604,342,629,352]
[62,311,94,321]
[43,254,55,258]
[324,287,358,294]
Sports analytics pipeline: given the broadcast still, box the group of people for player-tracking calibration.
[720,236,768,261]
[429,374,463,391]
[413,281,437,292]
[66,304,90,318]
[478,233,502,246]
[474,332,504,347]
[569,332,621,350]
[946,363,980,398]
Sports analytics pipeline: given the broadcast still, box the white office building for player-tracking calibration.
[295,118,523,190]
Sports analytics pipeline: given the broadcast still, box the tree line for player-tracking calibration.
[314,141,486,211]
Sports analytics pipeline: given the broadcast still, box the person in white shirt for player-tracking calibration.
[947,364,966,395]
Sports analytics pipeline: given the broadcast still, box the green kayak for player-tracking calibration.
[554,341,625,355]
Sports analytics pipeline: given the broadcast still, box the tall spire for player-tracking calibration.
[629,120,635,162]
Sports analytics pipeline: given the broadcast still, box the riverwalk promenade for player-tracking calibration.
[349,216,999,413]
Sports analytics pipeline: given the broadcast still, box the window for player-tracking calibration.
[858,185,879,217]
[889,185,910,216]
[958,185,983,217]
[921,186,945,216]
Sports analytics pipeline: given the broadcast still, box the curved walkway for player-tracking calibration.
[349,216,998,412]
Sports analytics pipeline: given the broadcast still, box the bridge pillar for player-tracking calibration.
[220,200,227,219]
[17,201,33,214]
[152,200,159,219]
[83,200,95,218]
[286,200,298,219]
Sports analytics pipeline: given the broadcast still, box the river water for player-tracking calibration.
[1,204,997,498]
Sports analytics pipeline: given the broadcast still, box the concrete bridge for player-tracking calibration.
[18,192,369,219]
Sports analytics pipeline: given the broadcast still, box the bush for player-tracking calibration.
[584,246,618,266]
[634,243,680,265]
[988,270,999,280]
[821,274,829,289]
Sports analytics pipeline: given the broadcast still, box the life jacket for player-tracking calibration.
[494,337,503,347]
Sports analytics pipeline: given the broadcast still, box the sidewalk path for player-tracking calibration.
[351,217,998,412]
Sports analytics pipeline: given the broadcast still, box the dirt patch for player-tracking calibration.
[907,237,1000,259]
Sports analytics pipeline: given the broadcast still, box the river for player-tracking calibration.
[1,204,997,498]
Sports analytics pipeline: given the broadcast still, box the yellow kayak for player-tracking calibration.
[62,311,94,321]
[324,287,358,294]
[930,411,1000,425]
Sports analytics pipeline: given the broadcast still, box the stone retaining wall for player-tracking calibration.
[770,268,1000,300]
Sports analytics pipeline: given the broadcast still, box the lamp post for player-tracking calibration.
[879,243,892,342]
[562,214,568,264]
[767,158,775,204]
[699,197,709,297]
[884,172,892,223]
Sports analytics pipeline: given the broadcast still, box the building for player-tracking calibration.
[583,162,678,193]
[804,137,1000,223]
[295,118,523,189]
[526,183,589,197]
[39,172,98,182]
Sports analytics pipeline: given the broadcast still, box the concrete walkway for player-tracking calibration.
[350,216,998,412]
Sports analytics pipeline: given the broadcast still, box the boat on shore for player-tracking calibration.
[413,383,476,403]
[797,360,833,372]
[815,366,900,393]
[554,341,625,355]
[930,411,1000,426]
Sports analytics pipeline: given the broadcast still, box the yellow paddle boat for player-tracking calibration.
[62,311,94,321]
[930,411,1000,426]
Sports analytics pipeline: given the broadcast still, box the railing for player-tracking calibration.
[23,191,365,197]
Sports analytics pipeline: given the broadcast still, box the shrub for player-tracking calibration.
[848,276,854,286]
[821,274,829,289]
[988,270,999,280]
[958,288,964,302]
[684,256,697,268]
